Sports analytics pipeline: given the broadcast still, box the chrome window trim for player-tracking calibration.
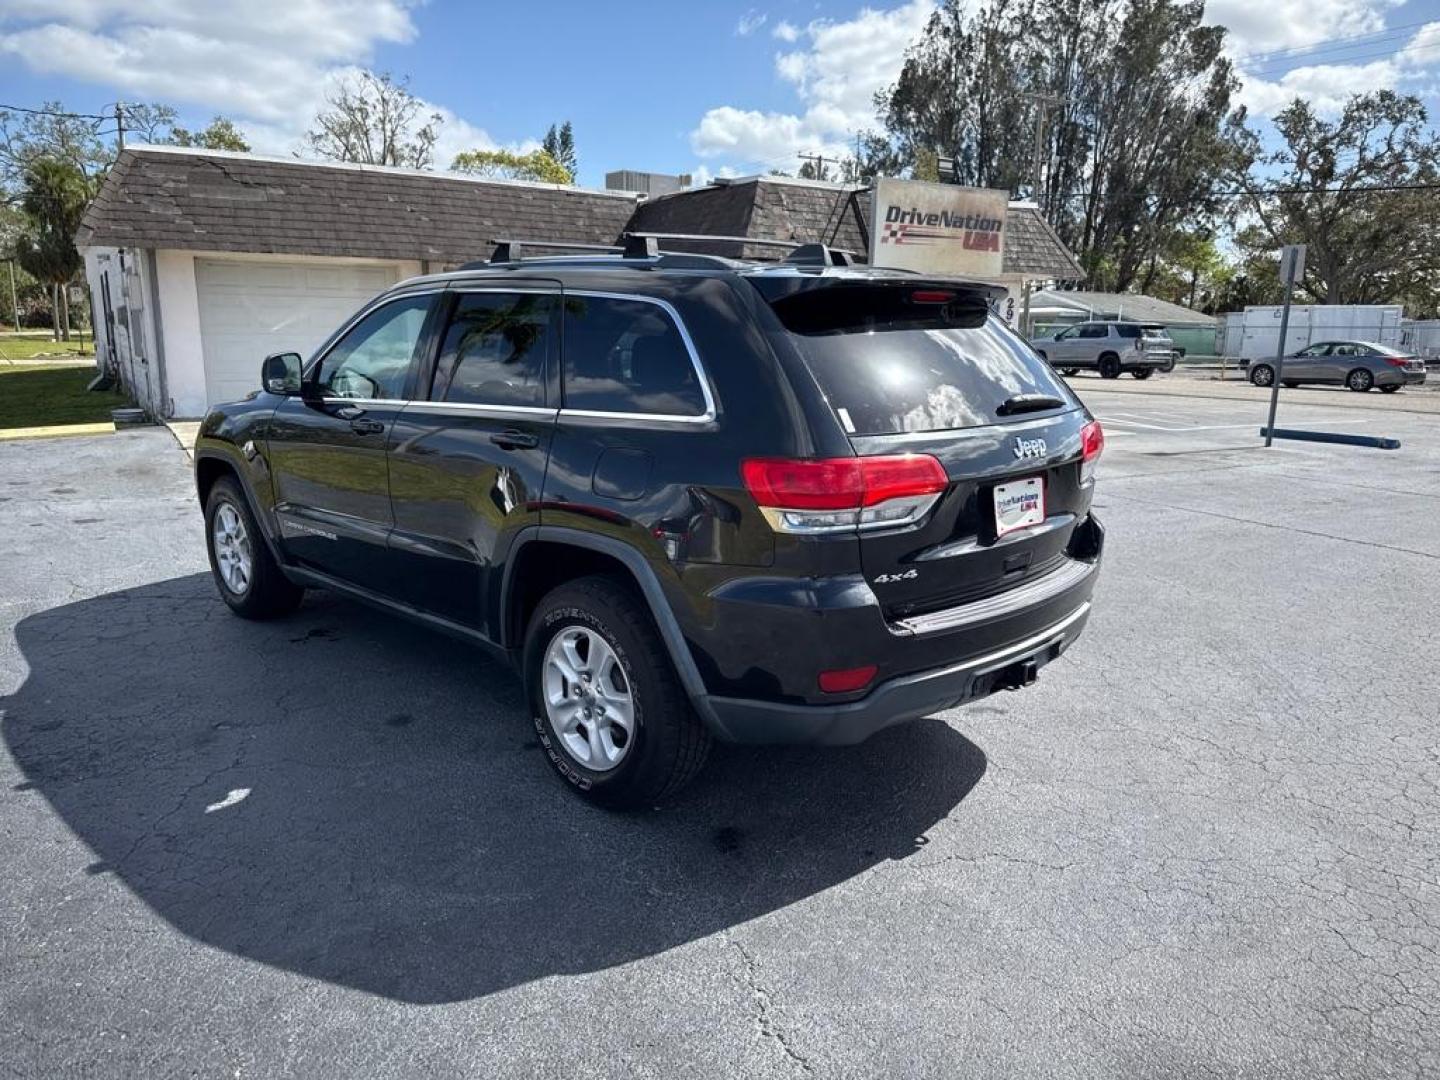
[321,397,408,407]
[403,401,559,421]
[559,290,717,424]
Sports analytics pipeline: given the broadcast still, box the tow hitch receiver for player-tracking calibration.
[1001,658,1040,691]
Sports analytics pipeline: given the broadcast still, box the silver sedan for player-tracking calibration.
[1247,341,1428,393]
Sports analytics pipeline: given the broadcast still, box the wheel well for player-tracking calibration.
[1348,367,1370,381]
[1099,351,1120,363]
[195,455,237,507]
[505,541,645,648]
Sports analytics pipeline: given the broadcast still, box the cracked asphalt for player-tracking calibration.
[2,383,1438,1078]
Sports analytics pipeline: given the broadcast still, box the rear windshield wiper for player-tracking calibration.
[996,393,1066,417]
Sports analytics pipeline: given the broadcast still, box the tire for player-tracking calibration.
[1061,367,1079,377]
[1098,353,1122,379]
[524,575,711,808]
[1131,368,1154,380]
[204,476,304,619]
[1380,384,1400,394]
[1160,354,1176,373]
[1347,368,1374,392]
[1249,363,1275,387]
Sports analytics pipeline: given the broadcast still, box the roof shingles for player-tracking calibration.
[79,149,1083,280]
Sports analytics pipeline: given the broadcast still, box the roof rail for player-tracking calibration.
[625,231,798,251]
[459,238,625,269]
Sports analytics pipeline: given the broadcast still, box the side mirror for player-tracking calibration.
[262,352,303,395]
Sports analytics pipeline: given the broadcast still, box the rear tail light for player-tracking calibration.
[1385,357,1411,367]
[1079,419,1104,485]
[741,454,948,534]
[818,664,878,694]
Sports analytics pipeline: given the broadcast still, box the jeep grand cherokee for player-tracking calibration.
[194,242,1105,807]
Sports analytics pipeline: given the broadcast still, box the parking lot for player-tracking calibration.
[2,378,1438,1078]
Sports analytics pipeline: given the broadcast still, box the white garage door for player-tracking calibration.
[195,259,400,407]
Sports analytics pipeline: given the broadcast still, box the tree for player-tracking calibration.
[14,157,91,340]
[1231,91,1440,310]
[0,103,108,191]
[168,117,251,152]
[304,72,441,168]
[451,148,573,184]
[541,121,577,180]
[869,0,1243,291]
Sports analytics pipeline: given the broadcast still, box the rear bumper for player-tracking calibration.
[1402,370,1427,385]
[699,602,1091,745]
[688,514,1104,745]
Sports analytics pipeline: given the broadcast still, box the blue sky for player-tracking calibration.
[2,0,1438,188]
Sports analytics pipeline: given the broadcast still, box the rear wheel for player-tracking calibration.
[1249,363,1275,387]
[1380,384,1400,394]
[1160,354,1177,373]
[1061,367,1079,377]
[1131,368,1153,380]
[1098,353,1122,379]
[204,476,303,619]
[524,575,711,808]
[1346,368,1374,392]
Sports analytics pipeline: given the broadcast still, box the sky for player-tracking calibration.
[1,0,1438,189]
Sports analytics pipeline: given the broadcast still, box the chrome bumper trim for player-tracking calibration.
[892,557,1097,636]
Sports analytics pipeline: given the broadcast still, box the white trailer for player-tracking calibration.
[1403,320,1440,359]
[1218,304,1405,360]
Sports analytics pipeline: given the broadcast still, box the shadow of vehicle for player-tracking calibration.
[3,574,986,1004]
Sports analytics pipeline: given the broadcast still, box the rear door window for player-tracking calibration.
[759,283,1074,436]
[1078,324,1108,339]
[430,291,554,407]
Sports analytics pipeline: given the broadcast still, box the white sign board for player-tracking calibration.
[870,177,1008,279]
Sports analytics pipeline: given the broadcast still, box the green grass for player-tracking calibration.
[0,336,95,362]
[0,364,134,429]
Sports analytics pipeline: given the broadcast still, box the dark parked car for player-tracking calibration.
[195,243,1106,806]
[1247,340,1427,393]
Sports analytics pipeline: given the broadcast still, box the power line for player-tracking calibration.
[0,103,110,121]
[1049,180,1440,201]
[1228,18,1437,63]
[1243,38,1440,77]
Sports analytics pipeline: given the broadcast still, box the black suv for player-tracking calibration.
[195,243,1105,806]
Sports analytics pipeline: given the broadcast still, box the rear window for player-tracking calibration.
[763,284,1073,436]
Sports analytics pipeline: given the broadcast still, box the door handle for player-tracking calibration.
[350,417,385,435]
[490,429,540,450]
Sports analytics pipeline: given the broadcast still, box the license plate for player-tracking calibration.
[994,476,1045,537]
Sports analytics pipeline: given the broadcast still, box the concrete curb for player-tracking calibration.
[0,421,116,441]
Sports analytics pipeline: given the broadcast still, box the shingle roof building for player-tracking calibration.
[79,149,1083,279]
[77,146,642,265]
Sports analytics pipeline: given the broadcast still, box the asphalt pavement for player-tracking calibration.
[2,383,1438,1078]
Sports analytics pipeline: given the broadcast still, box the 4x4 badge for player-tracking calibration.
[1013,436,1047,460]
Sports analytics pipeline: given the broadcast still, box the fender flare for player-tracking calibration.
[501,526,712,708]
[194,446,287,567]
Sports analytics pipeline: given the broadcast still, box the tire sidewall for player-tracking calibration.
[524,598,653,800]
[1099,354,1121,379]
[205,482,255,609]
[1251,365,1273,387]
[1348,369,1372,391]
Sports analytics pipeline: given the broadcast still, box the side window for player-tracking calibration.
[317,295,431,400]
[563,295,707,417]
[1078,324,1108,339]
[1113,324,1141,339]
[1055,326,1077,340]
[430,291,554,407]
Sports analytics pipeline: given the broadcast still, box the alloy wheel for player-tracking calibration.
[212,503,253,595]
[543,626,635,771]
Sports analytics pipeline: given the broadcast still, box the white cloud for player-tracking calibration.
[692,0,934,170]
[0,0,518,164]
[772,20,800,42]
[1231,18,1440,116]
[1205,0,1392,53]
[736,9,768,36]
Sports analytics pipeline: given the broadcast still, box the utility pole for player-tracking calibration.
[797,152,831,181]
[1024,92,1071,214]
[114,102,125,151]
[1264,245,1305,448]
[6,260,17,333]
